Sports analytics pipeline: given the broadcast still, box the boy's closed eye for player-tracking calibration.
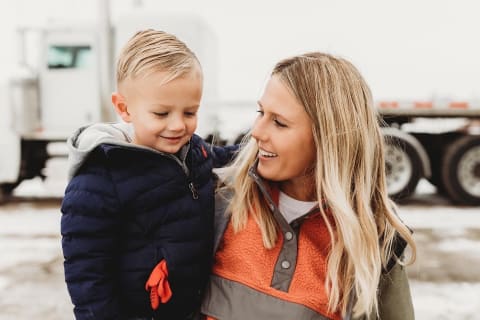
[153,111,169,117]
[152,110,198,118]
[184,111,197,117]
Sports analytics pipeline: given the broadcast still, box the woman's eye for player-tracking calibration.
[153,112,168,117]
[256,110,264,116]
[185,112,197,117]
[274,118,287,128]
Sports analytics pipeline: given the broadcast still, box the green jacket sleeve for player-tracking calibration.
[353,262,414,320]
[371,262,415,320]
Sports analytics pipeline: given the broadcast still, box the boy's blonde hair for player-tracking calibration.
[225,52,416,318]
[116,29,200,85]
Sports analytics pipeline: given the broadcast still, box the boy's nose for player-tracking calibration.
[168,116,186,132]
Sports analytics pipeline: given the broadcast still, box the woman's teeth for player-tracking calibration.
[259,149,277,157]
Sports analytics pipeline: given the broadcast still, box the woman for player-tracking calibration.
[201,52,416,320]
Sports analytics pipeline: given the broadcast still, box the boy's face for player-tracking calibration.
[114,68,203,154]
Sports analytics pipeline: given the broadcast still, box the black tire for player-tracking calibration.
[441,135,480,205]
[427,146,448,195]
[20,140,49,180]
[0,183,18,204]
[384,135,423,201]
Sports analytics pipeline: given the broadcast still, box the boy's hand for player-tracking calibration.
[145,260,172,310]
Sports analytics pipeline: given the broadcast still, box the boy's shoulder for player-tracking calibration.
[67,122,134,179]
[190,133,207,147]
[191,134,239,169]
[69,144,115,178]
[188,134,210,157]
[73,143,158,175]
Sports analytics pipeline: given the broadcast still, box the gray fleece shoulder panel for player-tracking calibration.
[212,186,234,255]
[67,122,134,179]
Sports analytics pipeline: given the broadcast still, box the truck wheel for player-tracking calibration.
[384,136,423,200]
[0,183,18,204]
[441,135,480,205]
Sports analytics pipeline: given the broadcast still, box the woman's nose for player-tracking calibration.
[251,117,267,142]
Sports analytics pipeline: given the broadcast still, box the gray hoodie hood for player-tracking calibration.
[67,122,134,180]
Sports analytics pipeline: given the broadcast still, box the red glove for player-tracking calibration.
[145,260,172,310]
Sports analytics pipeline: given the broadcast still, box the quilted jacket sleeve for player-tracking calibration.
[209,144,239,168]
[61,150,122,320]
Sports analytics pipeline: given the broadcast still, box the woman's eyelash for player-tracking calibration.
[257,110,287,127]
[274,119,287,127]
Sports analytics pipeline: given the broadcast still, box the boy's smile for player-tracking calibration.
[113,67,203,154]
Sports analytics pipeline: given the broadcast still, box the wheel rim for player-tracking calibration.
[457,145,480,197]
[385,144,413,195]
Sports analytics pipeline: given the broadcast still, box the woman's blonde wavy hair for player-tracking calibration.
[223,52,416,318]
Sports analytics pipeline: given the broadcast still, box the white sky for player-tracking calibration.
[1,0,480,102]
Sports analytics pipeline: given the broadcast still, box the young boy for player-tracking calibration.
[61,29,236,320]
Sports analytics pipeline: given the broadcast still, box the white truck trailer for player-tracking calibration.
[378,100,480,205]
[1,4,479,205]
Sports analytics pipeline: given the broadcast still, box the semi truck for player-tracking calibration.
[1,2,479,205]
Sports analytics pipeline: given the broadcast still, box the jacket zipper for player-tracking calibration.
[167,152,199,200]
[163,154,198,199]
[188,182,199,199]
[125,143,199,200]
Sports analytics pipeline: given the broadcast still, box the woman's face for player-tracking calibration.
[252,75,316,200]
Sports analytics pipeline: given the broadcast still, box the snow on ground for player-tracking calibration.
[436,238,480,255]
[398,205,480,230]
[411,281,480,320]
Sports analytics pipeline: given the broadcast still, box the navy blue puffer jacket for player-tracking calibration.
[61,123,236,320]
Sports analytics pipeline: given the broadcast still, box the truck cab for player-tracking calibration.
[40,26,103,137]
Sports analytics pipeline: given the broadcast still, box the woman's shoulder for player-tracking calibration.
[383,232,409,273]
[382,202,412,273]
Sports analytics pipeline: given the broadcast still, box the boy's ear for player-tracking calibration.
[112,92,131,122]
